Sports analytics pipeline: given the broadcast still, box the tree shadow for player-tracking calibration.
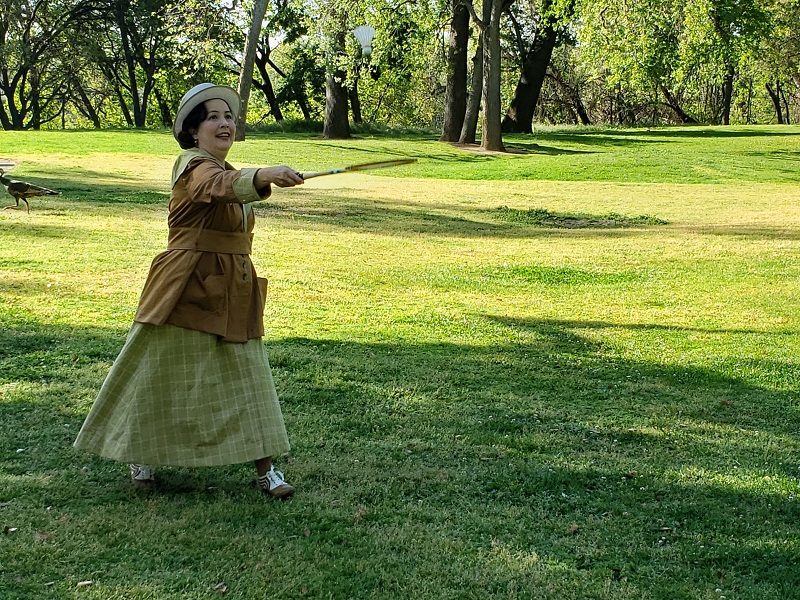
[539,127,800,142]
[679,225,800,241]
[487,315,800,337]
[0,165,170,208]
[259,193,800,241]
[505,143,594,155]
[254,193,671,239]
[5,182,797,245]
[1,317,798,596]
[743,150,800,161]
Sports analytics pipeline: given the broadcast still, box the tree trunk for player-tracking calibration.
[236,0,269,140]
[115,4,147,128]
[324,71,350,137]
[780,84,791,125]
[550,66,590,125]
[154,88,173,129]
[74,79,102,129]
[440,0,469,142]
[29,66,41,130]
[349,84,362,124]
[296,96,312,120]
[659,84,698,124]
[0,101,11,130]
[502,17,557,133]
[323,29,350,139]
[254,68,284,121]
[459,35,483,144]
[348,60,363,124]
[480,0,504,152]
[721,63,734,125]
[766,83,784,124]
[116,87,134,127]
[254,44,284,121]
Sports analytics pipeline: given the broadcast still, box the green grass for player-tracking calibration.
[1,126,799,599]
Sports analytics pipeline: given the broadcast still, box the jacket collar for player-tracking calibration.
[171,147,227,188]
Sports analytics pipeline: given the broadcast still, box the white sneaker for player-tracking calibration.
[257,466,295,499]
[129,464,154,488]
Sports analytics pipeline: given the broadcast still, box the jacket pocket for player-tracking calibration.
[256,277,268,315]
[181,271,227,315]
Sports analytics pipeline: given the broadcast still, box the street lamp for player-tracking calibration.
[353,25,375,57]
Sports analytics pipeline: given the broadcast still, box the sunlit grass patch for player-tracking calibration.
[1,127,799,599]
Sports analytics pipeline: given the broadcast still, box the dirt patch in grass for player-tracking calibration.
[490,205,669,228]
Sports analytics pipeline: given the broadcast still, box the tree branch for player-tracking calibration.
[463,0,484,31]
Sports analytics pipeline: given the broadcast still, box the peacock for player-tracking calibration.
[0,168,60,213]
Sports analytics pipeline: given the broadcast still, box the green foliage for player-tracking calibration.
[249,118,324,134]
[0,0,796,132]
[273,38,327,121]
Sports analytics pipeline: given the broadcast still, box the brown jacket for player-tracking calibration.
[134,148,271,343]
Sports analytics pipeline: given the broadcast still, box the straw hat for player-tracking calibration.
[172,83,241,140]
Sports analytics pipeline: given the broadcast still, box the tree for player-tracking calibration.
[459,33,483,143]
[253,38,285,122]
[82,0,177,128]
[358,2,439,127]
[236,0,269,140]
[275,40,326,120]
[682,0,772,124]
[440,0,470,142]
[322,25,350,139]
[547,58,591,124]
[479,0,508,150]
[754,0,799,123]
[466,0,512,151]
[576,0,699,124]
[249,1,311,123]
[0,0,97,130]
[502,0,566,133]
[4,0,793,130]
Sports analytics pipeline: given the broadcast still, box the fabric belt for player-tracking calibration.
[167,227,253,254]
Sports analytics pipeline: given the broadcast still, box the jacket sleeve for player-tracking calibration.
[182,158,272,205]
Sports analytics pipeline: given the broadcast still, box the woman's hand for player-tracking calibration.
[256,166,305,188]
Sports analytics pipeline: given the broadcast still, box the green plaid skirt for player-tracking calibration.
[74,322,290,466]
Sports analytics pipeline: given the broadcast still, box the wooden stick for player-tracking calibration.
[301,158,417,179]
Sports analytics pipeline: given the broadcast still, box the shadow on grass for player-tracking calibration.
[0,164,170,209]
[489,315,800,337]
[744,150,800,161]
[1,316,799,597]
[3,185,799,245]
[679,225,800,241]
[506,143,593,155]
[258,194,800,241]
[255,193,672,239]
[532,127,800,146]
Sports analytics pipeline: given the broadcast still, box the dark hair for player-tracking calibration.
[176,102,209,149]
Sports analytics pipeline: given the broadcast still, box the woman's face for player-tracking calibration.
[192,99,236,160]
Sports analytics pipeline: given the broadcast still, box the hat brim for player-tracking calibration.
[172,85,241,141]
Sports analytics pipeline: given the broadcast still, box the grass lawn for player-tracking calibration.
[1,125,799,599]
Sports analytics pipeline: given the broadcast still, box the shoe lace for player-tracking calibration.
[266,468,286,488]
[258,467,286,490]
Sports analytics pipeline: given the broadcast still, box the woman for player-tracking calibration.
[74,83,304,498]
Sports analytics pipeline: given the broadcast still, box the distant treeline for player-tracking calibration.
[1,0,797,134]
